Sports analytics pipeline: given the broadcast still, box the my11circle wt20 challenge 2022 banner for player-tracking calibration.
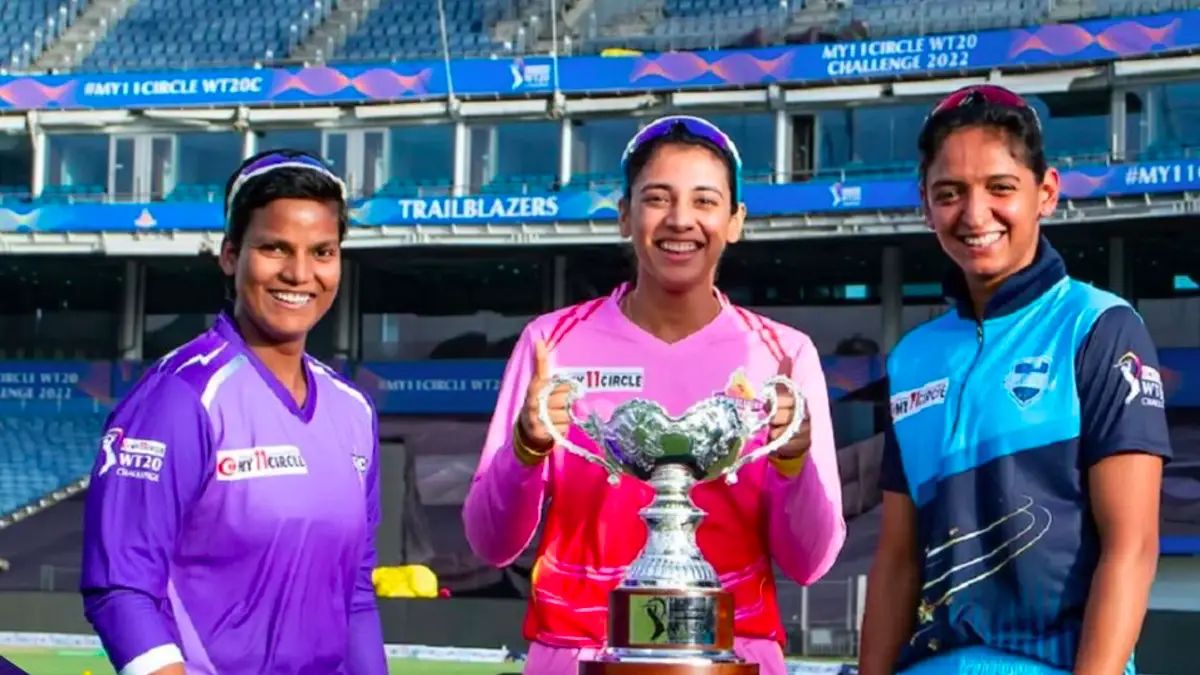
[0,11,1192,108]
[1,353,1199,415]
[0,12,1197,232]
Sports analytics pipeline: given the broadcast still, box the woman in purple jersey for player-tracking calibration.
[80,150,387,675]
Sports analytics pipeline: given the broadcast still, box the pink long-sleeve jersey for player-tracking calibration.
[463,284,846,675]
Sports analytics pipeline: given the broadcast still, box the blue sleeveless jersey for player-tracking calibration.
[879,239,1172,674]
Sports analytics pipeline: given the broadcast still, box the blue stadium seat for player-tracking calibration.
[79,0,327,71]
[0,0,89,69]
[0,412,105,516]
[338,0,503,62]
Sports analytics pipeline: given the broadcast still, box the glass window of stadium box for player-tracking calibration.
[44,135,109,203]
[323,129,389,197]
[1126,82,1200,161]
[570,117,641,187]
[255,128,323,160]
[1043,227,1111,289]
[703,113,775,180]
[142,259,337,360]
[814,92,1113,179]
[0,133,32,203]
[898,228,1112,296]
[1128,225,1200,349]
[0,257,124,359]
[172,133,244,203]
[108,134,176,202]
[385,123,455,197]
[468,121,559,194]
[356,249,548,361]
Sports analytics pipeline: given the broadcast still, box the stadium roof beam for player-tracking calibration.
[458,99,550,117]
[142,108,238,123]
[783,84,883,104]
[39,110,134,126]
[563,95,661,115]
[247,107,344,123]
[891,77,988,98]
[670,89,768,108]
[355,102,452,121]
[988,67,1106,94]
[1114,55,1200,78]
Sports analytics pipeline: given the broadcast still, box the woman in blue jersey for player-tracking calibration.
[80,150,387,675]
[858,85,1171,675]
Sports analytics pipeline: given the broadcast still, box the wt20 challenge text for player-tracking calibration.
[822,34,980,77]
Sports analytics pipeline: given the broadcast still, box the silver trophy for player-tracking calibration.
[536,371,805,674]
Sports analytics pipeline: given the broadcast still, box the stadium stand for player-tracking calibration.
[81,0,329,71]
[0,0,88,70]
[11,0,1192,72]
[0,413,103,516]
[338,0,503,62]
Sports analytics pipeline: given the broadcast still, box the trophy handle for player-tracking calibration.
[536,374,624,485]
[720,375,806,485]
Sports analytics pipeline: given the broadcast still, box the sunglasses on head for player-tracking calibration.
[225,150,348,222]
[927,84,1042,130]
[620,115,744,200]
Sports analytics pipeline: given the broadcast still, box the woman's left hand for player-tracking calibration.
[767,356,811,460]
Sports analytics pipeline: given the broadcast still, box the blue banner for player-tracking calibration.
[0,361,114,412]
[0,349,1191,415]
[7,157,1200,233]
[0,11,1194,111]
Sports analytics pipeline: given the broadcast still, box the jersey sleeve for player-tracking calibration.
[1076,306,1173,466]
[763,334,847,585]
[80,372,214,675]
[347,406,387,675]
[877,420,909,495]
[462,323,550,567]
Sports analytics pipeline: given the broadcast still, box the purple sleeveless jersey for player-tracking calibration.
[80,313,386,675]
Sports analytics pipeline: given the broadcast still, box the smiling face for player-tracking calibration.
[921,125,1059,286]
[219,198,342,346]
[618,142,745,294]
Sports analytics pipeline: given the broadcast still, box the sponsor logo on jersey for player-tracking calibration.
[557,367,644,392]
[890,377,950,423]
[99,427,168,483]
[215,445,308,481]
[1115,351,1164,408]
[97,428,124,477]
[1005,356,1052,408]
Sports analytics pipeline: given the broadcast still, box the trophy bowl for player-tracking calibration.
[535,371,807,675]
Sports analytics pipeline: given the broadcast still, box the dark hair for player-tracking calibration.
[220,149,349,307]
[622,123,739,212]
[917,98,1048,185]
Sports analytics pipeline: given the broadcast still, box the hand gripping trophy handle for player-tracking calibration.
[535,374,625,485]
[719,375,806,485]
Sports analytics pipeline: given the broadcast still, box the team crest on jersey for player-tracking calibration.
[1005,356,1052,408]
[352,453,369,487]
[714,369,766,415]
[556,367,644,392]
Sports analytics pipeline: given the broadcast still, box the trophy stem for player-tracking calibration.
[620,464,721,590]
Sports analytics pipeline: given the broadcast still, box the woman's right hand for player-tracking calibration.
[517,339,572,451]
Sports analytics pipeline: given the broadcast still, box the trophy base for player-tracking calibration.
[608,587,736,652]
[579,661,759,674]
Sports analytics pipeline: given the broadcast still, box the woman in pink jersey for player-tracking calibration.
[463,115,847,675]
